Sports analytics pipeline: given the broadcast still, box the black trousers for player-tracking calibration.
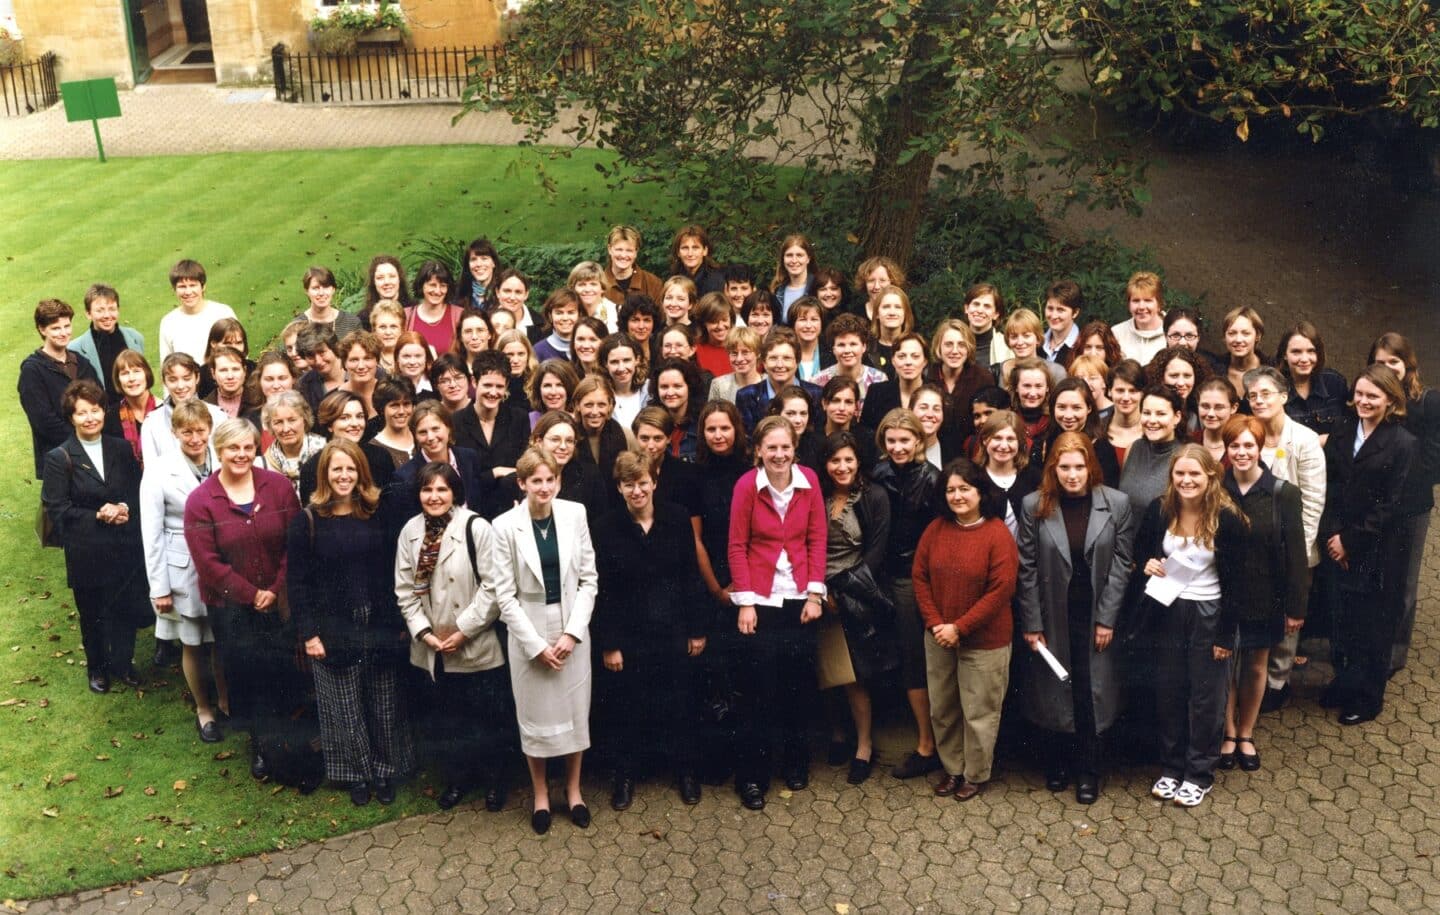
[1330,574,1403,716]
[1153,598,1228,789]
[597,644,702,778]
[734,600,819,789]
[73,574,147,676]
[1043,589,1104,777]
[208,603,308,747]
[422,658,515,789]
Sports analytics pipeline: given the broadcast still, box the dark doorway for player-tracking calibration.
[180,0,212,44]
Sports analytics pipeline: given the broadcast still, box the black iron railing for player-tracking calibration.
[272,43,505,104]
[1,52,59,117]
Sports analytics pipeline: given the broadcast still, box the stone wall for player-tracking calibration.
[12,0,133,87]
[10,0,505,88]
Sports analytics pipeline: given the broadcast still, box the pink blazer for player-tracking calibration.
[727,466,828,601]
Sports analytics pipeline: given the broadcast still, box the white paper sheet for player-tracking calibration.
[1143,554,1204,606]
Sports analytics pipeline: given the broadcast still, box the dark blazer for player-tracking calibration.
[41,434,145,589]
[593,501,707,655]
[736,378,823,433]
[1284,368,1350,441]
[452,403,531,516]
[1320,417,1416,588]
[1224,468,1309,622]
[384,446,488,539]
[1125,498,1248,649]
[1017,485,1135,734]
[575,419,631,486]
[1402,388,1440,515]
[20,349,100,478]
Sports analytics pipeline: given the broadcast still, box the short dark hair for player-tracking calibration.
[373,377,417,415]
[470,349,509,382]
[34,299,73,330]
[723,263,756,286]
[296,324,339,359]
[416,460,466,509]
[303,266,337,289]
[619,293,662,330]
[430,353,470,387]
[1044,279,1084,313]
[970,385,1011,412]
[412,260,454,300]
[937,456,993,518]
[62,379,106,418]
[169,259,207,288]
[84,284,120,312]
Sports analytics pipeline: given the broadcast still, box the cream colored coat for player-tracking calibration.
[394,508,504,678]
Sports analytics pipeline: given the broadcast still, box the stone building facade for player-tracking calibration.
[9,1,502,88]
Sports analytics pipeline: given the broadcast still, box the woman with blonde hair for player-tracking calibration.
[493,448,599,833]
[288,438,414,806]
[1130,443,1247,807]
[495,327,539,408]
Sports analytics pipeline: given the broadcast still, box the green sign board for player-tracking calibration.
[60,78,122,162]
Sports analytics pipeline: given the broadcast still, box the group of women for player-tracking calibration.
[37,226,1438,828]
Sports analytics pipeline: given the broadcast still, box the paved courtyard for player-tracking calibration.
[15,505,1440,913]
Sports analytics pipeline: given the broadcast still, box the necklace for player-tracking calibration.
[533,516,554,539]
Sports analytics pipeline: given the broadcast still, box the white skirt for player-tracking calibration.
[508,602,591,757]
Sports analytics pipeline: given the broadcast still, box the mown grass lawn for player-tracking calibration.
[0,146,675,901]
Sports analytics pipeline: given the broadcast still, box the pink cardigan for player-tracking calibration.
[727,466,828,602]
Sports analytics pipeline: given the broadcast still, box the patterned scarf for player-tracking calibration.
[118,395,157,466]
[265,434,324,486]
[412,511,452,597]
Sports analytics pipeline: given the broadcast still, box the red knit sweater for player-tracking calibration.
[912,517,1018,650]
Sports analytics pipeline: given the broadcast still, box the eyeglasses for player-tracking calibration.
[1246,389,1280,403]
[1166,332,1200,343]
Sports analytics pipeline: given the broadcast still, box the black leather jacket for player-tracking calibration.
[871,458,939,579]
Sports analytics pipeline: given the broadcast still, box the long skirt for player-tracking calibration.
[508,603,592,758]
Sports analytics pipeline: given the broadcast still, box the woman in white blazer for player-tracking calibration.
[1243,366,1326,708]
[138,401,227,742]
[395,461,514,813]
[493,447,598,834]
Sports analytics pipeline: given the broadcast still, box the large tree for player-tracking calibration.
[464,0,1133,267]
[464,0,1440,267]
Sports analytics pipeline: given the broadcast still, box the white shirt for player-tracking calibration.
[158,300,236,362]
[1162,531,1221,601]
[1042,323,1079,362]
[732,465,824,608]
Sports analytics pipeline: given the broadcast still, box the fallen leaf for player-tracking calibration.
[177,871,190,886]
[155,839,164,849]
[37,699,48,708]
[0,699,24,707]
[110,737,121,748]
[247,893,258,903]
[95,755,111,761]
[173,780,187,792]
[59,773,76,785]
[41,807,58,818]
[104,786,124,799]
[835,905,852,915]
[212,750,234,761]
[144,787,157,796]
[131,733,147,741]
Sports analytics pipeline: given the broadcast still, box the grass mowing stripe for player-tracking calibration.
[0,144,675,899]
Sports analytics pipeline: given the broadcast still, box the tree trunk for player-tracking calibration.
[858,28,950,270]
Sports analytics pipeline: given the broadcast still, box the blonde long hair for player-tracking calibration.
[1159,443,1244,549]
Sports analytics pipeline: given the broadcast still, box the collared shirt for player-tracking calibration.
[1042,323,1079,362]
[733,465,824,608]
[1354,420,1369,457]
